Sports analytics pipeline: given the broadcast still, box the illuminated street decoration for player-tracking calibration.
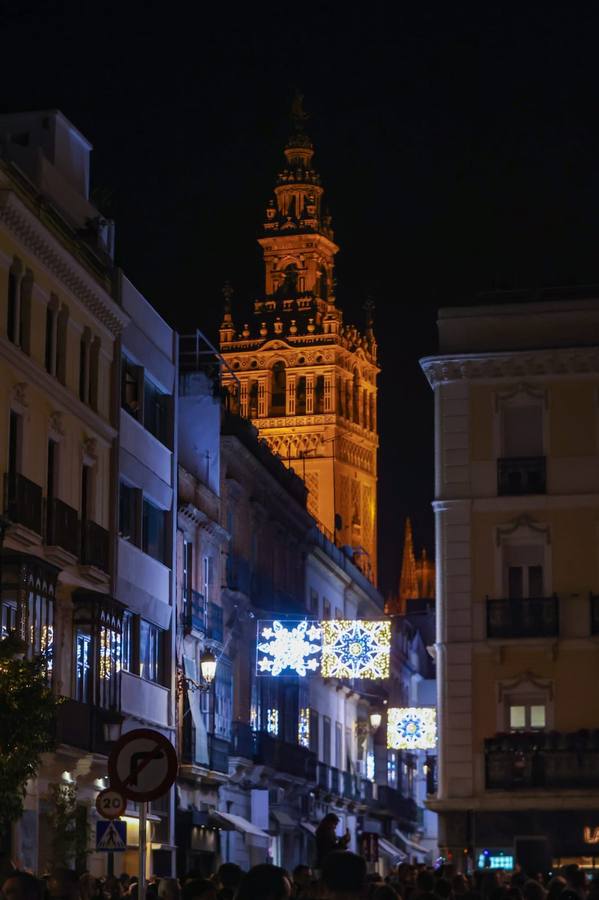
[387,707,437,750]
[266,708,279,735]
[321,620,390,680]
[256,620,321,677]
[298,707,310,748]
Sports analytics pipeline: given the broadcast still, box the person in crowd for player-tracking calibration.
[563,868,587,900]
[1,873,43,900]
[372,885,402,900]
[215,864,243,900]
[315,815,350,870]
[435,879,452,900]
[321,850,366,900]
[546,878,566,900]
[180,880,217,900]
[235,865,291,900]
[158,879,180,900]
[523,880,547,900]
[291,866,313,898]
[46,869,80,900]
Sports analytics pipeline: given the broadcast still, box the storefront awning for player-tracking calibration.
[210,811,270,848]
[378,837,406,862]
[271,810,297,830]
[395,828,428,860]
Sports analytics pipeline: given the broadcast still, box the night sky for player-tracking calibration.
[4,2,599,595]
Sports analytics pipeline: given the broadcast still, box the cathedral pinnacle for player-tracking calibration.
[288,89,313,150]
[219,281,236,343]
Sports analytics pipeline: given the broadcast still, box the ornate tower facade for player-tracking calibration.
[220,99,379,583]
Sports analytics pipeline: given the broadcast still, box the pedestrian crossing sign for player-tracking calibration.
[96,819,127,851]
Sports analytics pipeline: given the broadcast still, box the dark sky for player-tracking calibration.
[4,2,599,595]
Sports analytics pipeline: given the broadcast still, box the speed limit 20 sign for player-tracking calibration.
[96,788,126,820]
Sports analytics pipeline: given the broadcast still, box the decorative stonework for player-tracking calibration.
[495,514,551,546]
[50,411,66,437]
[12,381,29,408]
[421,348,599,387]
[0,190,128,335]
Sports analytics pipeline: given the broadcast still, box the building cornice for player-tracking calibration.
[178,502,229,543]
[420,346,599,387]
[0,189,129,336]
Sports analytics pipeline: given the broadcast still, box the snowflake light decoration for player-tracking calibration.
[321,620,390,680]
[387,707,437,750]
[256,620,322,677]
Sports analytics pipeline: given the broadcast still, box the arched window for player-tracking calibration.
[353,371,360,423]
[271,362,286,415]
[296,376,306,416]
[345,380,352,421]
[315,375,325,414]
[249,380,259,418]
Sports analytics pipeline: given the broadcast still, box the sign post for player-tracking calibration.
[108,728,178,900]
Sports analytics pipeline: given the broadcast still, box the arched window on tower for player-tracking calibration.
[353,371,360,424]
[249,380,258,418]
[369,394,376,432]
[345,380,352,421]
[315,375,325,414]
[271,362,286,416]
[296,376,307,416]
[362,388,368,429]
[317,266,328,301]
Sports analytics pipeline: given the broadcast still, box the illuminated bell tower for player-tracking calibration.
[220,96,379,583]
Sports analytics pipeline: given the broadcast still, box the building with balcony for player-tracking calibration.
[115,276,178,876]
[0,110,128,872]
[175,334,232,876]
[421,290,599,872]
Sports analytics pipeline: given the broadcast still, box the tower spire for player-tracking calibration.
[219,281,236,343]
[398,517,419,614]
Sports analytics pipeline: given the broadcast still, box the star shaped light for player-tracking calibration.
[256,620,322,677]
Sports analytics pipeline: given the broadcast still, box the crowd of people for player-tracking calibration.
[1,843,599,900]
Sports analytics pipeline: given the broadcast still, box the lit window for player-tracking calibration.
[509,705,526,729]
[139,619,161,683]
[298,708,310,748]
[508,701,546,731]
[266,708,279,736]
[387,751,397,787]
[75,631,92,702]
[122,611,133,672]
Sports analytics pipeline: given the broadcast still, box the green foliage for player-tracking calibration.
[0,636,60,834]
[46,783,91,870]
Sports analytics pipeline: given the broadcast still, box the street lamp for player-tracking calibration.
[200,648,217,686]
[369,711,382,731]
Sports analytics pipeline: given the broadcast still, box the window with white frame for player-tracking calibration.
[501,400,544,458]
[508,699,547,731]
[503,544,545,598]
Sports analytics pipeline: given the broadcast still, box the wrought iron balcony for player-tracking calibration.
[591,593,599,635]
[230,720,254,758]
[81,520,110,571]
[4,472,43,534]
[253,731,317,780]
[486,595,559,639]
[183,588,206,635]
[206,602,224,643]
[182,720,230,773]
[376,785,420,826]
[497,456,546,495]
[343,771,360,800]
[46,497,79,556]
[485,730,599,789]
[56,698,121,756]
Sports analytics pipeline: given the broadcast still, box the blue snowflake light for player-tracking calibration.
[321,620,390,680]
[387,707,437,750]
[256,620,322,677]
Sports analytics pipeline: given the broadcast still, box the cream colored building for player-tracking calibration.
[422,295,599,873]
[0,110,127,871]
[219,103,379,583]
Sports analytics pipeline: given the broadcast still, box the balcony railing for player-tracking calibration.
[56,698,121,756]
[497,456,546,495]
[183,589,206,635]
[46,497,79,556]
[207,602,224,643]
[376,785,420,825]
[81,520,110,571]
[360,778,374,803]
[4,472,43,534]
[343,771,360,800]
[182,720,230,773]
[591,594,599,635]
[253,731,317,780]
[485,731,599,789]
[486,595,559,639]
[231,720,254,758]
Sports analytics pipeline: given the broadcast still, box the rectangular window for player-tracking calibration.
[182,538,193,619]
[298,708,310,748]
[79,336,89,403]
[309,709,319,756]
[143,377,169,445]
[121,611,133,673]
[75,630,92,702]
[45,301,57,375]
[7,265,19,345]
[504,545,545,598]
[323,598,331,620]
[142,499,167,563]
[202,555,210,603]
[119,481,140,545]
[509,701,546,731]
[503,404,543,457]
[8,410,21,476]
[323,715,331,765]
[139,619,161,683]
[387,751,398,787]
[335,722,343,769]
[1,600,16,639]
[47,439,58,501]
[121,356,141,419]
